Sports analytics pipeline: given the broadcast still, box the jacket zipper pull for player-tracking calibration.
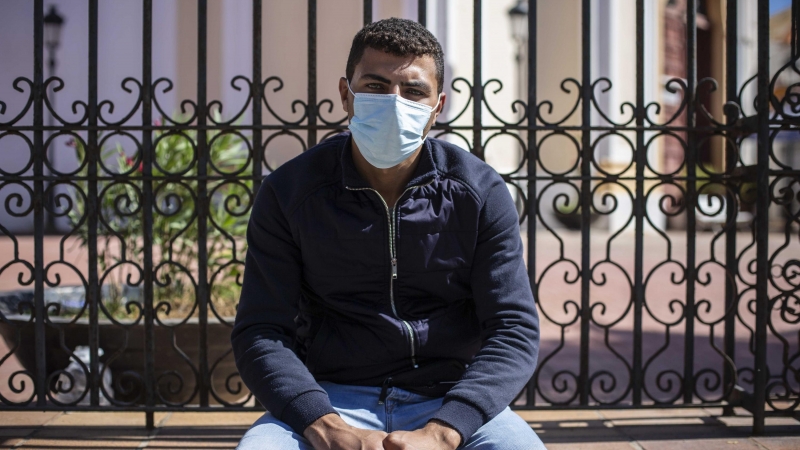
[391,258,398,279]
[378,377,392,405]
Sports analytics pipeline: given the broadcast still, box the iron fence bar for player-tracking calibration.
[418,0,426,26]
[253,0,263,188]
[363,0,372,26]
[794,0,799,59]
[579,0,591,406]
[142,0,156,430]
[472,0,482,158]
[525,0,538,407]
[197,0,210,408]
[683,0,698,405]
[752,0,770,435]
[249,1,262,401]
[632,0,645,406]
[722,0,738,417]
[87,0,100,407]
[33,0,46,408]
[308,0,317,147]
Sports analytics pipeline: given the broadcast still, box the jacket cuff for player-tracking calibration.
[430,398,486,446]
[279,389,337,435]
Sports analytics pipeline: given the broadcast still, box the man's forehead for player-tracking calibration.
[353,47,436,81]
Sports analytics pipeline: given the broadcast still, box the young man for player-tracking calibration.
[233,18,543,450]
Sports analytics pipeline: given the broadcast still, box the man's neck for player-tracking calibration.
[351,141,423,208]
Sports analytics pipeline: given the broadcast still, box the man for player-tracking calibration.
[232,18,543,450]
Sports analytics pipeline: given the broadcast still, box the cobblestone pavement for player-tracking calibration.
[0,408,797,449]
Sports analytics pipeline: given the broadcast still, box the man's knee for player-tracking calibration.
[236,412,314,450]
[463,407,545,450]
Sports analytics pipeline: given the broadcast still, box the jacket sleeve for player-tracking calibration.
[231,179,336,434]
[430,173,540,443]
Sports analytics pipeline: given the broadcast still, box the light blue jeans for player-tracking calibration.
[237,381,545,449]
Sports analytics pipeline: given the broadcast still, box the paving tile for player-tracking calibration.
[160,411,263,427]
[619,421,752,442]
[717,415,800,428]
[762,417,800,427]
[752,436,800,450]
[717,416,757,427]
[638,438,765,449]
[547,443,637,450]
[609,417,706,427]
[558,421,592,427]
[15,427,149,449]
[47,411,169,427]
[537,424,629,444]
[146,427,242,449]
[0,411,61,426]
[31,426,150,439]
[0,438,26,449]
[0,429,33,448]
[16,438,144,449]
[514,409,603,423]
[0,428,35,438]
[600,408,712,420]
[145,439,239,449]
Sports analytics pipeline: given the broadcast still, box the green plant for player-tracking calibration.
[554,199,580,215]
[68,115,252,320]
[695,165,728,197]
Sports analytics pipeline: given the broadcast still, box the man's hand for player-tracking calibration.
[304,413,388,450]
[382,420,461,450]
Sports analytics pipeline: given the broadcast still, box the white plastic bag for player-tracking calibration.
[52,346,114,405]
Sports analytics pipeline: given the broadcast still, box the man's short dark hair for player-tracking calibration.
[346,18,445,94]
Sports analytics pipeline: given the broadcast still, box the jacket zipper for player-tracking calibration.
[346,180,433,369]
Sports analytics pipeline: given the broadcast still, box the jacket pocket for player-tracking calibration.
[305,317,330,373]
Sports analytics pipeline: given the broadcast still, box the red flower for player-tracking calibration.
[124,155,143,173]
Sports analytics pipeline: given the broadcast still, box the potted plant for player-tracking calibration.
[553,197,598,230]
[0,114,253,406]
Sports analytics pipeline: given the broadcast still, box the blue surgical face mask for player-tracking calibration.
[347,80,441,169]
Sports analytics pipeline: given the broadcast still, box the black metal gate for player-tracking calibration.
[0,0,797,435]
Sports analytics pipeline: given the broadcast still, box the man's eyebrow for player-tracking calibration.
[361,73,392,84]
[401,80,431,91]
[360,74,431,91]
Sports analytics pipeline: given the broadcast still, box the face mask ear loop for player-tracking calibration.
[422,93,443,143]
[432,93,442,112]
[346,79,356,98]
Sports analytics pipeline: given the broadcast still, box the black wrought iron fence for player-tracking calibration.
[0,0,797,435]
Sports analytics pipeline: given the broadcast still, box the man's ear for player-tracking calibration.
[338,77,350,114]
[433,92,446,121]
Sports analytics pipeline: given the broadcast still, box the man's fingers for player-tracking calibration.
[362,429,390,450]
[382,440,402,450]
[382,433,415,450]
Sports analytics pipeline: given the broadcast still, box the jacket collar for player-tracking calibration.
[340,132,439,190]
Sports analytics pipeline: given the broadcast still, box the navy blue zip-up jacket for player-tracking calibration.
[231,132,539,443]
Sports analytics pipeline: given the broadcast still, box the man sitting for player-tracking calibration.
[232,17,543,450]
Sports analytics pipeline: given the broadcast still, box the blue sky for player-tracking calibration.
[772,0,792,15]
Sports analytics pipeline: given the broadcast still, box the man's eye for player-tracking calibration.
[367,84,384,90]
[407,90,425,96]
